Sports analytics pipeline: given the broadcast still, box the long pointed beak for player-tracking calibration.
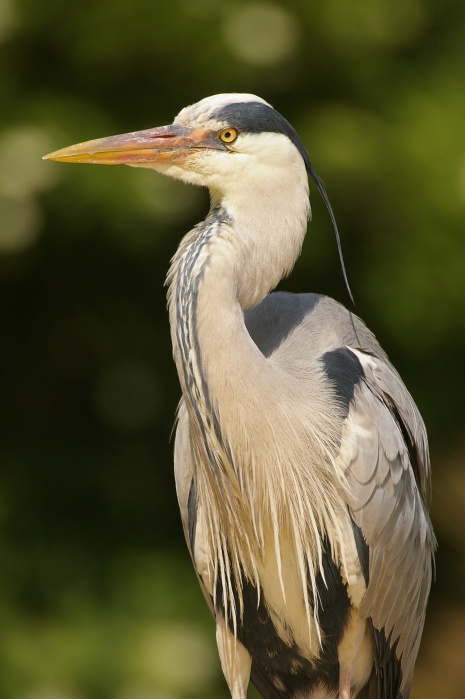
[43,124,218,166]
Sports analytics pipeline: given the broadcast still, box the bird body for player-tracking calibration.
[45,94,436,699]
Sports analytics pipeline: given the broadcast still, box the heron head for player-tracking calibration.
[44,93,351,298]
[43,94,311,193]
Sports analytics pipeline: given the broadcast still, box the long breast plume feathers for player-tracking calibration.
[168,233,352,648]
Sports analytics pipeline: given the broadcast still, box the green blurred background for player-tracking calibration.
[1,0,465,697]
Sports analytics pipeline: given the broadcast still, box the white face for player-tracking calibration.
[153,95,308,201]
[173,132,307,203]
[44,92,309,208]
[43,92,312,311]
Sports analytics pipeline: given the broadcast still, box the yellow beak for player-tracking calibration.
[43,124,219,166]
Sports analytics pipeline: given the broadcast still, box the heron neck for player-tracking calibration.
[209,173,310,310]
[168,206,268,412]
[167,200,347,616]
[167,187,308,412]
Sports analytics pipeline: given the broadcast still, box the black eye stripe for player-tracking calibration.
[214,102,311,170]
[214,100,352,301]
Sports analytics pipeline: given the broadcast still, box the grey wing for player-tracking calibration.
[174,398,215,615]
[342,348,436,698]
[174,399,195,553]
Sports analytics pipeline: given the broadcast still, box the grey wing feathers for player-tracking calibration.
[174,399,216,616]
[176,291,435,698]
[173,399,195,555]
[345,348,436,697]
[248,292,436,696]
[353,349,431,503]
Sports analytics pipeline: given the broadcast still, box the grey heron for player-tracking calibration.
[45,93,436,699]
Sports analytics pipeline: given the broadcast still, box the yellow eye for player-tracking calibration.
[219,127,238,144]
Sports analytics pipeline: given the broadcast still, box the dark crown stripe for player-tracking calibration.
[215,100,353,302]
[215,101,312,170]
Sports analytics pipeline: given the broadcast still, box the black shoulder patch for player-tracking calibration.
[321,347,365,416]
[214,101,312,171]
[245,292,322,357]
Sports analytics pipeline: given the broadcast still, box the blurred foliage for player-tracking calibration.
[1,0,465,697]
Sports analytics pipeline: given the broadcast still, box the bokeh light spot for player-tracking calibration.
[222,2,299,66]
[130,623,218,694]
[0,0,16,43]
[0,127,60,198]
[22,690,83,699]
[0,193,40,253]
